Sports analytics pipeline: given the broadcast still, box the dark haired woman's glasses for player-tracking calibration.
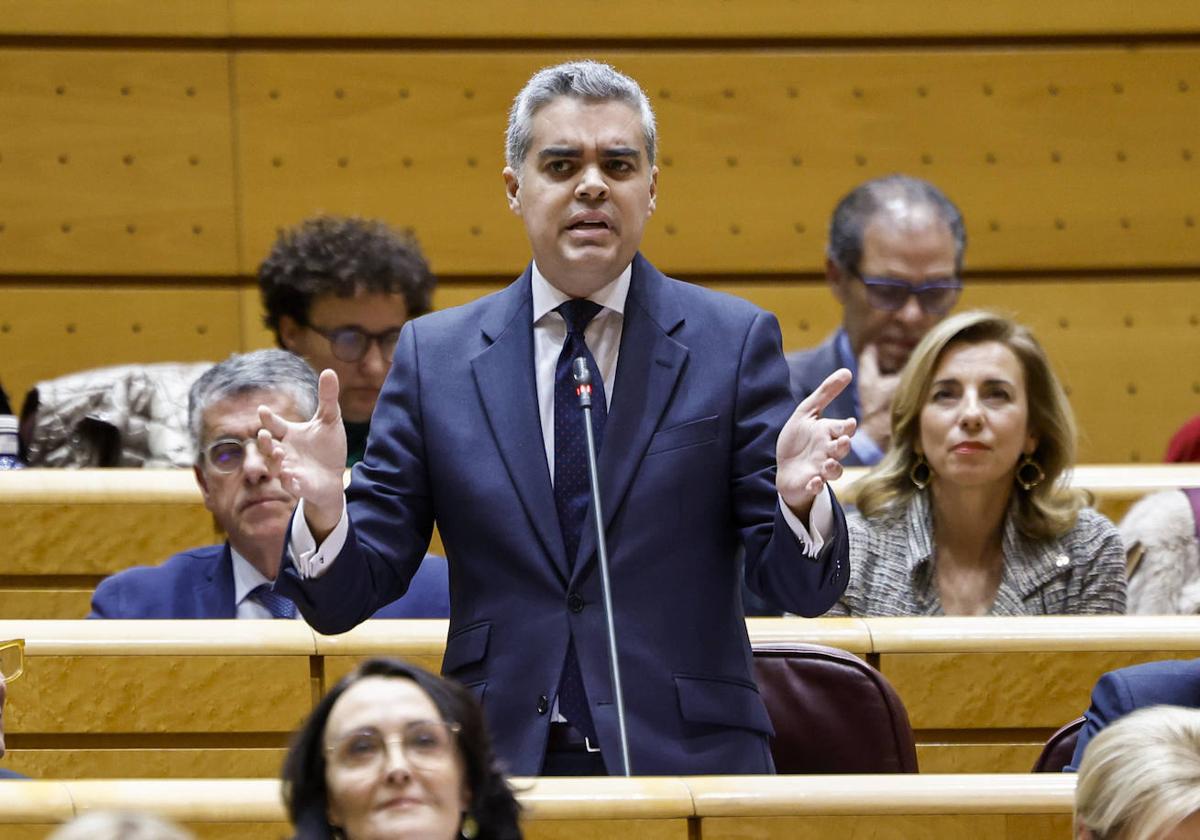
[325,720,461,771]
[0,638,24,682]
[854,272,962,316]
[308,325,403,363]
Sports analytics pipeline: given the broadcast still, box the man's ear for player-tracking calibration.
[193,463,214,513]
[502,167,521,214]
[647,165,658,215]
[278,315,304,353]
[827,258,850,305]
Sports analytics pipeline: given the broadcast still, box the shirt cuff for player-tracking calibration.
[850,429,885,465]
[778,486,834,556]
[289,497,349,579]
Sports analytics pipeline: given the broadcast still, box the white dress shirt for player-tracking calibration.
[231,546,298,620]
[290,260,832,575]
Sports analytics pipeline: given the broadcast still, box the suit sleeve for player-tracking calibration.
[736,312,850,616]
[274,324,435,634]
[1067,670,1134,772]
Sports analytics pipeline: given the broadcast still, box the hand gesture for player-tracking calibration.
[257,369,348,539]
[856,343,899,452]
[776,368,857,522]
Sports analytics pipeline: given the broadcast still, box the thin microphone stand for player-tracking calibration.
[572,357,632,776]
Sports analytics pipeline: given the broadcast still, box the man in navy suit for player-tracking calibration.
[786,175,965,466]
[89,350,448,620]
[1068,658,1200,772]
[261,61,855,776]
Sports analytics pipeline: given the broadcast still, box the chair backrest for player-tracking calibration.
[1033,716,1086,772]
[752,642,919,773]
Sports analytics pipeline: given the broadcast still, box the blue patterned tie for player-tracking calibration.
[249,583,296,619]
[553,299,607,745]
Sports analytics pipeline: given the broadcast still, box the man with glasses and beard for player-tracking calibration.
[787,175,966,466]
[88,351,448,620]
[260,216,437,466]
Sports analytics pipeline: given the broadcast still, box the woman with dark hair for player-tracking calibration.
[283,658,521,840]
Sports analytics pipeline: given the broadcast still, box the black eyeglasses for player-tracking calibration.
[852,272,962,316]
[202,437,259,475]
[308,324,403,364]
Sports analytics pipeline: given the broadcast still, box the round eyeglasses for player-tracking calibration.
[202,437,259,475]
[0,638,25,683]
[308,324,403,364]
[853,272,962,316]
[325,720,461,772]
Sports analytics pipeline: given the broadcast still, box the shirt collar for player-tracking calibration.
[230,544,273,607]
[531,261,631,324]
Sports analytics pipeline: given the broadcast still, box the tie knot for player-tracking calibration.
[557,299,603,335]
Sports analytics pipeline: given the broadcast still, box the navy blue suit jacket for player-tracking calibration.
[1068,658,1200,772]
[88,543,449,619]
[275,254,850,776]
[785,331,864,467]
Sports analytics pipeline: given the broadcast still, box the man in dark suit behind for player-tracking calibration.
[787,175,966,466]
[1068,658,1200,772]
[262,60,857,776]
[89,350,448,620]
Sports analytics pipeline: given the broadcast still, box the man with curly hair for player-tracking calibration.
[258,216,436,465]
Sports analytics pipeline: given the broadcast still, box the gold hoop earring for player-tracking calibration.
[1016,453,1045,490]
[461,814,480,840]
[909,454,931,490]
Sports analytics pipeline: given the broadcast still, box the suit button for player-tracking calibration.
[536,695,549,715]
[567,592,584,613]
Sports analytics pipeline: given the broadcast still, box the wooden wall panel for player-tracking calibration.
[0,50,237,275]
[6,655,311,734]
[1,502,216,575]
[0,285,242,410]
[227,1,1200,38]
[234,47,1200,275]
[0,2,228,36]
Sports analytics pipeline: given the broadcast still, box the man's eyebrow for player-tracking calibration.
[538,146,581,159]
[535,145,641,160]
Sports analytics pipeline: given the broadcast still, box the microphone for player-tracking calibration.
[571,356,632,776]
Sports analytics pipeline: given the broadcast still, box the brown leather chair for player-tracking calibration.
[1032,716,1085,772]
[752,642,919,773]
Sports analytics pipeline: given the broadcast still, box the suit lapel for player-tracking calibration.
[574,255,688,580]
[471,269,569,583]
[198,543,238,619]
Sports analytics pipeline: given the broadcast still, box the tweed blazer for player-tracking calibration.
[829,491,1127,616]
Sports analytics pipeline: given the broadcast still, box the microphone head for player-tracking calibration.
[572,357,591,385]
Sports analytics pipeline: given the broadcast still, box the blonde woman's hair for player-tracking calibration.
[854,310,1085,540]
[46,811,195,840]
[1075,705,1200,840]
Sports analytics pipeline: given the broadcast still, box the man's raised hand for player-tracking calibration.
[776,368,857,522]
[257,368,348,540]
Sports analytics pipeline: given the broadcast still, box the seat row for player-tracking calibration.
[3,615,1198,778]
[0,773,1077,840]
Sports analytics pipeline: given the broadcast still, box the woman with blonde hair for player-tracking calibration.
[1075,705,1200,839]
[830,310,1125,615]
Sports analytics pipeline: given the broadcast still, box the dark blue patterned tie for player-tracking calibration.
[249,583,296,619]
[553,299,607,745]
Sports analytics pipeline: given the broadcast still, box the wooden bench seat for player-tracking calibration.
[2,617,1197,777]
[0,774,1074,840]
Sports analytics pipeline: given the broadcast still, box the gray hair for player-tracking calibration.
[1075,705,1200,840]
[505,60,657,170]
[187,349,318,456]
[827,174,967,276]
[46,811,195,840]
